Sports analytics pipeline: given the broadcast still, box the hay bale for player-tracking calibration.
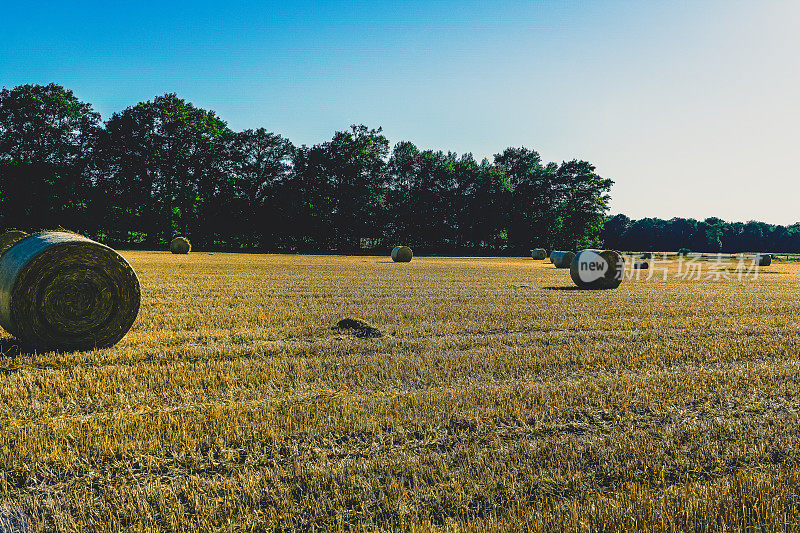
[0,230,27,256]
[170,236,191,254]
[640,252,652,259]
[0,231,140,351]
[0,506,31,533]
[634,261,649,269]
[531,248,547,260]
[756,254,772,267]
[569,249,625,290]
[391,246,413,262]
[549,251,575,268]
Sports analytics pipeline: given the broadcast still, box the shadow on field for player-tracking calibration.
[0,338,33,357]
[0,338,73,358]
[543,286,584,291]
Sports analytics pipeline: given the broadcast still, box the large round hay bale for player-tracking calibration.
[170,236,191,254]
[0,230,28,256]
[634,261,649,269]
[0,506,31,533]
[0,231,140,351]
[570,249,625,290]
[756,254,772,267]
[531,248,547,260]
[391,246,413,262]
[549,251,575,268]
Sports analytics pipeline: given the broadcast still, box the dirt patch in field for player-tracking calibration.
[332,318,383,339]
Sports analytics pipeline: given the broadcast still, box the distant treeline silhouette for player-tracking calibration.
[4,84,792,255]
[602,215,800,254]
[0,83,613,253]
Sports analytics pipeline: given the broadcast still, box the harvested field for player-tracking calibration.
[0,252,799,531]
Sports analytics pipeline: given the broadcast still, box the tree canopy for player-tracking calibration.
[602,215,800,253]
[2,83,616,252]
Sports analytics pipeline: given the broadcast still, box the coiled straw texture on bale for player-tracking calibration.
[531,248,547,260]
[170,236,191,254]
[0,230,28,256]
[549,251,575,268]
[391,246,413,262]
[570,249,625,290]
[0,231,140,351]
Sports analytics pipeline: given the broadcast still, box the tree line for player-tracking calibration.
[602,215,800,254]
[0,83,613,253]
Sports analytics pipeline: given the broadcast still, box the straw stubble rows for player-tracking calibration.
[0,252,799,531]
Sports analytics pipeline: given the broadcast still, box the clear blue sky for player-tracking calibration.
[2,1,799,224]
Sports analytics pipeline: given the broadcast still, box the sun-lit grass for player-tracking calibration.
[1,252,799,531]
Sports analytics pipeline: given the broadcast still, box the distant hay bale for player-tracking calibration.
[570,249,625,290]
[170,236,191,254]
[0,230,27,256]
[634,261,649,269]
[641,252,652,259]
[756,254,772,267]
[391,246,413,262]
[531,248,547,260]
[0,231,140,351]
[549,251,575,268]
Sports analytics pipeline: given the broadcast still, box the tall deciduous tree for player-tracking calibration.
[97,94,229,246]
[322,125,390,250]
[226,128,294,248]
[551,160,614,250]
[0,83,101,231]
[494,147,548,252]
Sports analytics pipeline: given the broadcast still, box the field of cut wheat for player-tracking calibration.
[1,252,800,532]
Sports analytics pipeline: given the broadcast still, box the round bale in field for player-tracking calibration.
[0,230,28,256]
[391,246,413,262]
[531,248,547,260]
[756,253,772,267]
[170,236,191,254]
[634,261,649,269]
[0,231,140,351]
[570,249,625,290]
[550,251,575,268]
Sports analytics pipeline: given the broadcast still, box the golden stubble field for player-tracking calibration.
[1,252,800,532]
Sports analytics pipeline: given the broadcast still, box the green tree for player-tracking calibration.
[413,150,460,249]
[324,125,390,250]
[551,160,613,250]
[386,140,421,244]
[97,94,230,246]
[226,128,294,248]
[456,155,510,249]
[283,143,336,250]
[691,217,724,252]
[0,83,101,231]
[493,147,547,252]
[600,214,630,250]
[0,82,628,255]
